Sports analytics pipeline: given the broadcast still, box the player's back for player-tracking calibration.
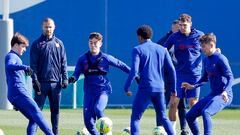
[134,40,167,92]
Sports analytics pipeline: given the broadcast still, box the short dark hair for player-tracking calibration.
[199,33,217,45]
[89,32,103,41]
[43,17,54,24]
[137,25,153,39]
[178,13,192,23]
[11,32,29,47]
[172,20,179,25]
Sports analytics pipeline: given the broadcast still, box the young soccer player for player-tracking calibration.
[5,32,54,135]
[182,33,234,135]
[68,32,131,135]
[163,13,204,135]
[124,25,176,135]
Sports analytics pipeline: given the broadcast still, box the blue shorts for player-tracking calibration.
[177,74,200,99]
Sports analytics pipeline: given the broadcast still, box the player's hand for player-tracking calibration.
[61,82,68,89]
[135,76,140,84]
[24,67,33,76]
[33,80,41,95]
[181,82,194,90]
[68,76,76,83]
[221,90,229,103]
[126,91,132,96]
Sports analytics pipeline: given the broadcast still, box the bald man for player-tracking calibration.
[30,18,68,135]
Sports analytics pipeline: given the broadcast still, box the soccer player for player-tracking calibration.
[124,25,176,135]
[182,33,233,135]
[5,32,54,135]
[157,19,183,130]
[68,32,131,135]
[163,13,204,135]
[30,18,68,135]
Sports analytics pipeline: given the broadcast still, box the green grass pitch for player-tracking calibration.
[0,108,240,135]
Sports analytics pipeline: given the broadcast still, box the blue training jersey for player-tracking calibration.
[194,52,234,96]
[5,50,29,102]
[163,28,204,77]
[30,34,68,83]
[72,51,130,94]
[124,39,176,93]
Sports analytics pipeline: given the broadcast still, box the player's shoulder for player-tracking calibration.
[101,52,114,60]
[192,28,204,36]
[53,36,64,46]
[216,52,228,62]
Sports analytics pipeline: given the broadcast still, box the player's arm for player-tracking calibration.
[60,42,68,89]
[219,55,234,93]
[29,42,41,94]
[6,55,28,71]
[124,48,140,95]
[182,65,208,90]
[30,41,39,81]
[107,54,131,73]
[68,56,84,83]
[164,50,177,96]
[163,33,174,50]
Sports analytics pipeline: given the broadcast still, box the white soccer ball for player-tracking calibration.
[0,129,4,135]
[96,117,113,134]
[121,127,130,135]
[152,126,167,135]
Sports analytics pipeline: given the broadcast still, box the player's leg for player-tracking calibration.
[169,81,182,135]
[32,82,48,133]
[48,82,62,135]
[186,96,211,135]
[94,92,110,135]
[83,93,98,135]
[94,92,109,118]
[201,94,232,135]
[156,82,171,127]
[152,92,174,135]
[178,98,188,135]
[12,94,54,135]
[183,76,200,134]
[130,90,151,135]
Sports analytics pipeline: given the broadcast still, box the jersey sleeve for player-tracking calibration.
[30,41,39,81]
[164,50,176,94]
[107,54,131,73]
[60,41,68,83]
[72,56,84,80]
[124,48,139,92]
[219,55,234,92]
[163,33,174,50]
[5,55,27,71]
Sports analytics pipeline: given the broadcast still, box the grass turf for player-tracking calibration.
[0,108,240,135]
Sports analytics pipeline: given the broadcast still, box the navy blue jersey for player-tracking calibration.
[163,28,204,77]
[72,52,130,94]
[30,34,68,83]
[5,50,29,102]
[194,52,234,96]
[124,39,176,93]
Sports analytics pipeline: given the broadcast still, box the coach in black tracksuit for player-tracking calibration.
[30,18,68,135]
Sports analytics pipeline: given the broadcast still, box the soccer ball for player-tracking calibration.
[76,127,90,135]
[96,117,113,134]
[121,127,130,135]
[0,129,4,135]
[152,126,167,135]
